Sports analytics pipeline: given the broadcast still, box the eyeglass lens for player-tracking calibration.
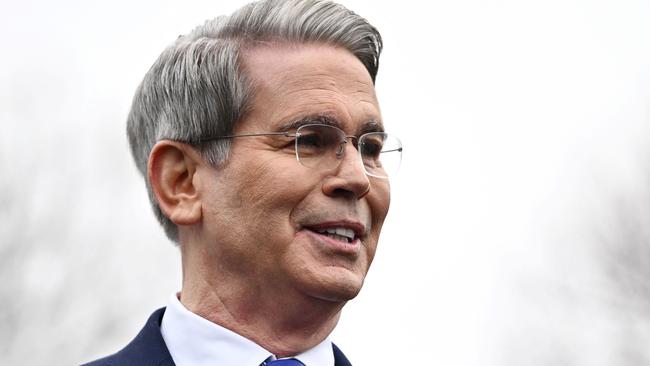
[295,124,402,178]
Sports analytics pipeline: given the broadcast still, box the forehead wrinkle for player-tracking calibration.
[265,81,347,114]
[270,66,372,97]
[353,89,378,104]
[272,81,342,101]
[279,86,347,100]
[271,83,378,117]
[350,79,377,96]
[272,85,350,117]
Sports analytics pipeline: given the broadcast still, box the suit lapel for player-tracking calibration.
[117,307,176,366]
[332,343,352,366]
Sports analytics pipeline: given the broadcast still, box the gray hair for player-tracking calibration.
[126,0,383,243]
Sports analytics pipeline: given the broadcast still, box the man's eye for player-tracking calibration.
[361,140,383,159]
[297,133,324,149]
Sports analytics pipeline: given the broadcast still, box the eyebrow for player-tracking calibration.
[278,115,339,131]
[359,120,384,134]
[278,114,385,135]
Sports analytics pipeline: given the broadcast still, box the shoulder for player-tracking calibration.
[81,308,175,366]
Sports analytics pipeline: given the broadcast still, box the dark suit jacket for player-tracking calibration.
[82,308,352,366]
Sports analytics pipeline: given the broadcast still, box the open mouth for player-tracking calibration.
[305,226,357,244]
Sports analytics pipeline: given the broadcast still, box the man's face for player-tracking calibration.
[198,44,390,303]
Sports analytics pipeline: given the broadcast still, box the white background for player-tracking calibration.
[1,0,649,365]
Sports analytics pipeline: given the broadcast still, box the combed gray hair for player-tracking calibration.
[127,0,383,243]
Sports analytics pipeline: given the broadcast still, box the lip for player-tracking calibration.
[298,221,367,256]
[302,221,367,239]
[300,229,362,256]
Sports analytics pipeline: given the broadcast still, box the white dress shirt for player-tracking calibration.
[160,293,335,366]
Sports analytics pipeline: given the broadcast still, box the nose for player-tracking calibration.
[322,142,371,200]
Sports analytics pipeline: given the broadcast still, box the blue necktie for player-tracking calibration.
[264,358,305,365]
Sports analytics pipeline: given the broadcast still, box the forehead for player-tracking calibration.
[239,43,382,133]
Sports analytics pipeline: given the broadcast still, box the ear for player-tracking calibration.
[148,141,203,226]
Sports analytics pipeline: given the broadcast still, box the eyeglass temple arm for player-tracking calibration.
[198,131,296,142]
[381,147,403,153]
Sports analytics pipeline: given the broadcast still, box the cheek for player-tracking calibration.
[232,157,317,232]
[362,182,390,264]
[369,180,391,229]
[244,159,298,199]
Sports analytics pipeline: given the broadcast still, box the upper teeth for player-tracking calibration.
[317,227,355,241]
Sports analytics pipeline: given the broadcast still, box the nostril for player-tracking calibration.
[332,188,358,200]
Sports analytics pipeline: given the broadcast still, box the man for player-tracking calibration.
[84,0,401,365]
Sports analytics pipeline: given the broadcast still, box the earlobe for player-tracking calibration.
[148,141,203,226]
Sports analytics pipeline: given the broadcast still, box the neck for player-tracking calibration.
[180,275,344,357]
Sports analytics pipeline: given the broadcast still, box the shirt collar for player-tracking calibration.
[160,293,334,366]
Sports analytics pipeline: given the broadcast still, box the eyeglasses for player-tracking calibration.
[199,124,402,179]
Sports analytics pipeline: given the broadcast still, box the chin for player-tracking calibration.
[303,269,366,303]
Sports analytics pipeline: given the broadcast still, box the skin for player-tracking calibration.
[148,43,390,357]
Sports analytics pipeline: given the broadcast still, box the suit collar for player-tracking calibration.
[86,307,352,366]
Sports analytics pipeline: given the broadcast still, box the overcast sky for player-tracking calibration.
[1,1,650,365]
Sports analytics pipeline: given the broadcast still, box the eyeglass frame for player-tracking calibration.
[193,123,402,179]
